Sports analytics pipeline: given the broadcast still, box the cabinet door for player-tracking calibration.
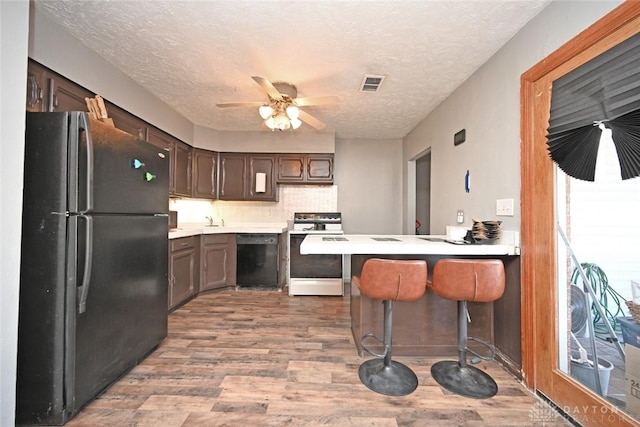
[49,74,94,113]
[306,154,334,183]
[277,155,305,183]
[219,154,247,200]
[276,154,334,184]
[147,128,175,194]
[169,237,198,310]
[173,141,192,197]
[201,234,237,290]
[107,102,148,141]
[247,154,277,201]
[26,60,47,112]
[192,149,217,199]
[148,127,192,196]
[169,249,196,310]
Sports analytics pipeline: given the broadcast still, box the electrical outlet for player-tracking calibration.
[496,198,514,216]
[456,210,464,223]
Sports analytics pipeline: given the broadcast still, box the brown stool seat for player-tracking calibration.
[429,259,505,399]
[353,258,428,302]
[430,259,505,302]
[352,258,427,396]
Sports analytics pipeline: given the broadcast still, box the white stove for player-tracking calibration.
[290,212,343,234]
[288,212,344,296]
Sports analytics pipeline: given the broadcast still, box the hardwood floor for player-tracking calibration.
[67,288,572,426]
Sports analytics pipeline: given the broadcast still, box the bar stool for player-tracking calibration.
[352,258,428,396]
[429,259,505,399]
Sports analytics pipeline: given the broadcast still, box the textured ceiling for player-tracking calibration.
[33,0,550,140]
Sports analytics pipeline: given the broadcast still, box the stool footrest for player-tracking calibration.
[359,358,418,396]
[360,333,387,358]
[467,336,496,362]
[431,360,498,399]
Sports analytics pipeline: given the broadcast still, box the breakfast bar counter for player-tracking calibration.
[300,233,522,372]
[299,231,520,256]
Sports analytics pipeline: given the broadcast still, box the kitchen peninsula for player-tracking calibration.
[301,232,522,373]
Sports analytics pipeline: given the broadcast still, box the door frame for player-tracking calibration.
[521,2,640,425]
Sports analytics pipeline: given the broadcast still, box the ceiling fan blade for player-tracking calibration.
[298,110,326,130]
[216,101,264,108]
[294,96,338,106]
[252,76,283,100]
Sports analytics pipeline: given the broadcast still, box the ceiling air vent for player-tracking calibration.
[360,74,386,92]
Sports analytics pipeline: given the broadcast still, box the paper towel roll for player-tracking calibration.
[256,172,266,193]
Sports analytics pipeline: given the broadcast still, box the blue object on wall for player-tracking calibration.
[465,170,470,193]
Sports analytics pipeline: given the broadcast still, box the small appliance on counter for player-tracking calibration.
[288,212,344,296]
[169,210,178,230]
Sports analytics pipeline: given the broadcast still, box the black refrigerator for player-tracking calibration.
[17,112,169,425]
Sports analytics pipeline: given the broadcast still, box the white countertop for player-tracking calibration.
[169,222,289,239]
[300,231,520,256]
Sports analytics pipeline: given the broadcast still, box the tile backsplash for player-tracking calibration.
[170,185,338,225]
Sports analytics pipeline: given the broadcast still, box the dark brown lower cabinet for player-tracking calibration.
[201,234,237,291]
[169,236,199,311]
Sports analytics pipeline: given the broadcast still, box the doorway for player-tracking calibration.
[415,150,431,235]
[521,3,640,425]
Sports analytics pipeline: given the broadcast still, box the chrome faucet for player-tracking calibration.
[205,216,213,226]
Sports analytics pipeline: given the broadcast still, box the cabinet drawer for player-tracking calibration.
[171,236,197,252]
[202,234,231,245]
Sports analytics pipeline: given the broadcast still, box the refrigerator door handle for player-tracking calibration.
[77,214,93,314]
[79,113,94,213]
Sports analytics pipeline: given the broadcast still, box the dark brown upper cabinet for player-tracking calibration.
[26,60,47,112]
[27,59,93,113]
[247,155,277,201]
[277,154,333,184]
[148,127,192,197]
[192,148,217,199]
[219,153,247,200]
[219,153,277,201]
[107,102,149,142]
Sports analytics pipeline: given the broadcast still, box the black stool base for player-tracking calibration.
[358,358,418,396]
[431,360,498,399]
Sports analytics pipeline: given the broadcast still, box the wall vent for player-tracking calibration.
[360,74,386,92]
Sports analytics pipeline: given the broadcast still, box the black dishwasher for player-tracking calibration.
[236,234,279,288]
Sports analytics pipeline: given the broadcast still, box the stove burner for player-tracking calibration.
[292,212,342,234]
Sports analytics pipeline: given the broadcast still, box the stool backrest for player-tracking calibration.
[357,258,427,302]
[431,259,505,302]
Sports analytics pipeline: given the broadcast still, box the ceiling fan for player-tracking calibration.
[216,76,338,131]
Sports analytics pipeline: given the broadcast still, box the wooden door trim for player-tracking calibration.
[521,2,640,425]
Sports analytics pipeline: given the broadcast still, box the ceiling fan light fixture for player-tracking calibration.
[265,116,276,129]
[259,105,273,119]
[290,118,302,129]
[274,113,290,130]
[217,76,332,131]
[286,105,300,120]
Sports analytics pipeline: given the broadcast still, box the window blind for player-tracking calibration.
[547,31,640,181]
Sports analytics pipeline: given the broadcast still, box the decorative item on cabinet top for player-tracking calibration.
[84,95,114,126]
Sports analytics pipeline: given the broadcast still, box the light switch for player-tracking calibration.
[496,199,514,216]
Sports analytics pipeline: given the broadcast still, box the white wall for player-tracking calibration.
[335,138,403,234]
[28,5,194,143]
[1,1,29,424]
[402,0,622,235]
[194,126,335,153]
